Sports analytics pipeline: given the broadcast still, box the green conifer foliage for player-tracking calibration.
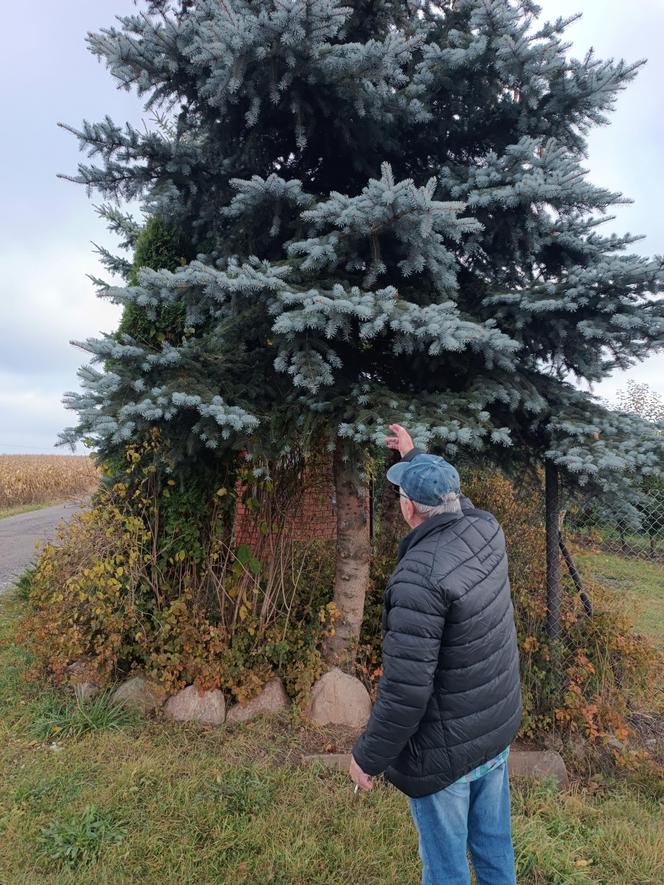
[57,1,664,658]
[58,1,663,490]
[120,217,188,346]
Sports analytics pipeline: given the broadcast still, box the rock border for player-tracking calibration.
[301,749,569,788]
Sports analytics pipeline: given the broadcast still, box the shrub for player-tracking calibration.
[17,433,338,709]
[359,469,662,760]
[462,471,660,751]
[17,453,661,762]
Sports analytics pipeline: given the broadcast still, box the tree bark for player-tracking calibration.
[545,460,561,641]
[323,444,371,671]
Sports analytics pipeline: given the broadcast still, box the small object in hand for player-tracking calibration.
[354,783,360,796]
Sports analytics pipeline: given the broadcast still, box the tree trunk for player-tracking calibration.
[545,460,561,641]
[323,444,371,671]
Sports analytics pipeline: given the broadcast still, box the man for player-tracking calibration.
[349,424,521,885]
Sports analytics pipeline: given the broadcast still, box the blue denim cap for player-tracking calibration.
[386,454,461,506]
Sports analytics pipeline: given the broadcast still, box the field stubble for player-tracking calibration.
[0,455,99,512]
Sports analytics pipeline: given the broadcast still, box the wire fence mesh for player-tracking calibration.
[565,486,664,563]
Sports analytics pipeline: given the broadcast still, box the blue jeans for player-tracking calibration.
[407,761,517,885]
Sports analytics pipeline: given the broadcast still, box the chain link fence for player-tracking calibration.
[565,486,664,562]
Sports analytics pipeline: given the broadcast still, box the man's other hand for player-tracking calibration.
[386,424,414,458]
[349,754,373,791]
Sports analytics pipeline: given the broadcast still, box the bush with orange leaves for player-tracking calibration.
[15,433,337,713]
[358,469,661,766]
[15,447,661,762]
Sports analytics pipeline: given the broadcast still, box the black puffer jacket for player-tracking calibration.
[352,473,521,798]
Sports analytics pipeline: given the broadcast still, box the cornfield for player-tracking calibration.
[0,455,100,510]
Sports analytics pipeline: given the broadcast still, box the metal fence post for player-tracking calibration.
[545,460,561,642]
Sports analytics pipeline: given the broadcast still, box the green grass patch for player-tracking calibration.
[37,803,127,869]
[576,551,664,648]
[1,589,663,884]
[28,690,141,742]
[0,501,58,520]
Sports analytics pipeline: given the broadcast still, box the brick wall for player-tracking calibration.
[232,480,337,547]
[232,456,371,548]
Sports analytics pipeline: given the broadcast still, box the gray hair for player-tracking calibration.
[411,492,462,518]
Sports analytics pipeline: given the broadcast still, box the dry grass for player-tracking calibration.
[0,455,99,510]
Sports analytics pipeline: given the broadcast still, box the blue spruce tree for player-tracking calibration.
[59,1,664,663]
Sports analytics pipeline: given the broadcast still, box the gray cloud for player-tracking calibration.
[2,242,121,379]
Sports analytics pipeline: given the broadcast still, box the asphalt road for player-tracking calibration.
[0,501,88,593]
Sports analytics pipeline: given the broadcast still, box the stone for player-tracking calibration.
[226,677,290,724]
[112,675,166,716]
[307,668,371,728]
[73,681,101,702]
[67,656,98,683]
[302,753,352,774]
[67,657,93,678]
[302,749,570,789]
[565,732,586,759]
[67,657,101,701]
[606,735,626,754]
[508,750,569,788]
[163,685,226,725]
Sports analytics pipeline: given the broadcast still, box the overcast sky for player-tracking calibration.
[1,1,662,455]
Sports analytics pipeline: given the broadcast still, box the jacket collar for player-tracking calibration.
[396,511,465,562]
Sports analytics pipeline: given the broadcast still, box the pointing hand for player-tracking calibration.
[385,424,414,458]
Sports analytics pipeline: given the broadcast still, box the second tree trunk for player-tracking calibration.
[323,444,371,671]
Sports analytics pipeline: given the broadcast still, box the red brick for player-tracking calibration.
[232,457,370,548]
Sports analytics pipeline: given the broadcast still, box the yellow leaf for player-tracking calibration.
[216,487,228,497]
[116,567,124,577]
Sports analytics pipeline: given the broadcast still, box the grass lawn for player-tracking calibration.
[1,591,663,884]
[575,550,664,649]
[0,502,55,520]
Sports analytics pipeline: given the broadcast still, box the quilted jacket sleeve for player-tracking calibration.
[351,573,448,776]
